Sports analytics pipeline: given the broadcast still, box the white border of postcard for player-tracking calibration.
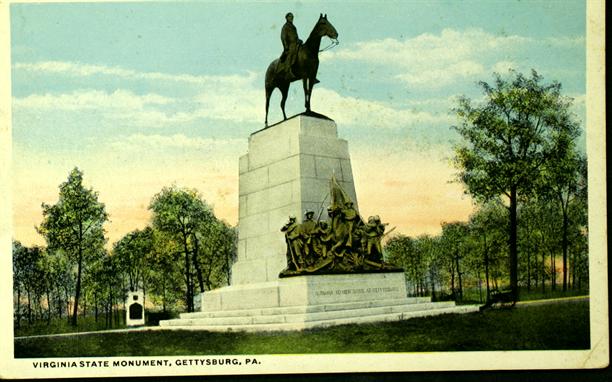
[0,0,607,378]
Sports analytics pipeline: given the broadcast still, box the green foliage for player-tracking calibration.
[452,69,582,297]
[112,227,154,291]
[36,168,108,326]
[148,185,236,312]
[453,69,579,201]
[37,168,108,255]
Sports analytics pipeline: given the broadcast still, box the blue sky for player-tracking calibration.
[10,1,587,245]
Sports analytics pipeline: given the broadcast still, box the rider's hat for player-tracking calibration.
[285,12,294,19]
[304,210,315,217]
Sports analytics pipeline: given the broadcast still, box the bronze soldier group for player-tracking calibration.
[280,200,400,277]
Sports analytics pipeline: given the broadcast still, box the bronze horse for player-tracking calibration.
[265,14,338,126]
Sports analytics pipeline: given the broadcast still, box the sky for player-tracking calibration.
[10,0,587,247]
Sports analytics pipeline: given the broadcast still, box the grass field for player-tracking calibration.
[13,310,177,338]
[14,299,589,357]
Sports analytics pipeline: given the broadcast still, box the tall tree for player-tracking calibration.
[384,235,419,294]
[12,241,28,327]
[149,186,214,312]
[452,69,580,300]
[146,229,183,313]
[37,168,108,326]
[467,201,508,302]
[541,147,586,291]
[113,227,154,292]
[440,222,468,300]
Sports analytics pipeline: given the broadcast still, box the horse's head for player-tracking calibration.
[315,13,338,40]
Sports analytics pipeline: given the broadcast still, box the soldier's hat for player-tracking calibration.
[304,210,315,217]
[285,12,293,19]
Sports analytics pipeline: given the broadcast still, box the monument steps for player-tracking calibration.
[159,300,478,331]
[158,303,479,332]
[180,297,432,319]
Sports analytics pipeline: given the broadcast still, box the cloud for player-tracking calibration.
[397,60,484,88]
[14,61,258,87]
[13,62,452,130]
[13,61,267,126]
[325,28,530,67]
[315,88,453,128]
[13,89,173,111]
[109,133,245,152]
[324,28,583,90]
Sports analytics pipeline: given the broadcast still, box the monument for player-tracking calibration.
[126,290,145,327]
[159,13,478,331]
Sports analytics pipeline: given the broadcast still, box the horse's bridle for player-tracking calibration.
[319,38,339,52]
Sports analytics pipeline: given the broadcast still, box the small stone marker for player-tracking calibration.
[126,290,145,327]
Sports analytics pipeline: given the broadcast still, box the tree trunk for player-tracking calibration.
[162,278,167,313]
[27,288,32,324]
[46,289,52,325]
[191,234,205,294]
[541,251,546,294]
[72,250,83,326]
[509,186,518,301]
[57,288,63,319]
[182,232,193,312]
[562,206,569,291]
[571,250,576,290]
[478,271,483,304]
[551,251,556,291]
[455,250,463,301]
[36,295,43,321]
[16,287,21,329]
[526,247,531,292]
[450,268,456,299]
[429,268,436,301]
[484,236,491,302]
[64,286,70,324]
[83,296,87,318]
[107,286,113,328]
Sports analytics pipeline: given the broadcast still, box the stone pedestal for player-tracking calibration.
[159,272,480,332]
[203,273,407,312]
[231,115,358,285]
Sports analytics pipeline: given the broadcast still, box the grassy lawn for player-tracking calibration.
[15,300,589,357]
[14,310,178,337]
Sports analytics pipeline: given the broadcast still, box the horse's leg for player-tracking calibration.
[265,86,272,127]
[303,78,311,112]
[280,83,289,120]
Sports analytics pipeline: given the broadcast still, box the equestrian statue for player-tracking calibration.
[265,13,338,127]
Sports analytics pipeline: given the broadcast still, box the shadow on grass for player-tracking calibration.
[15,300,590,357]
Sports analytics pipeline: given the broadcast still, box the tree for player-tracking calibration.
[149,186,214,312]
[37,168,108,326]
[541,146,587,291]
[13,241,28,327]
[452,69,581,300]
[384,235,418,294]
[467,201,508,302]
[193,220,237,290]
[146,229,183,313]
[113,227,154,292]
[440,222,468,300]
